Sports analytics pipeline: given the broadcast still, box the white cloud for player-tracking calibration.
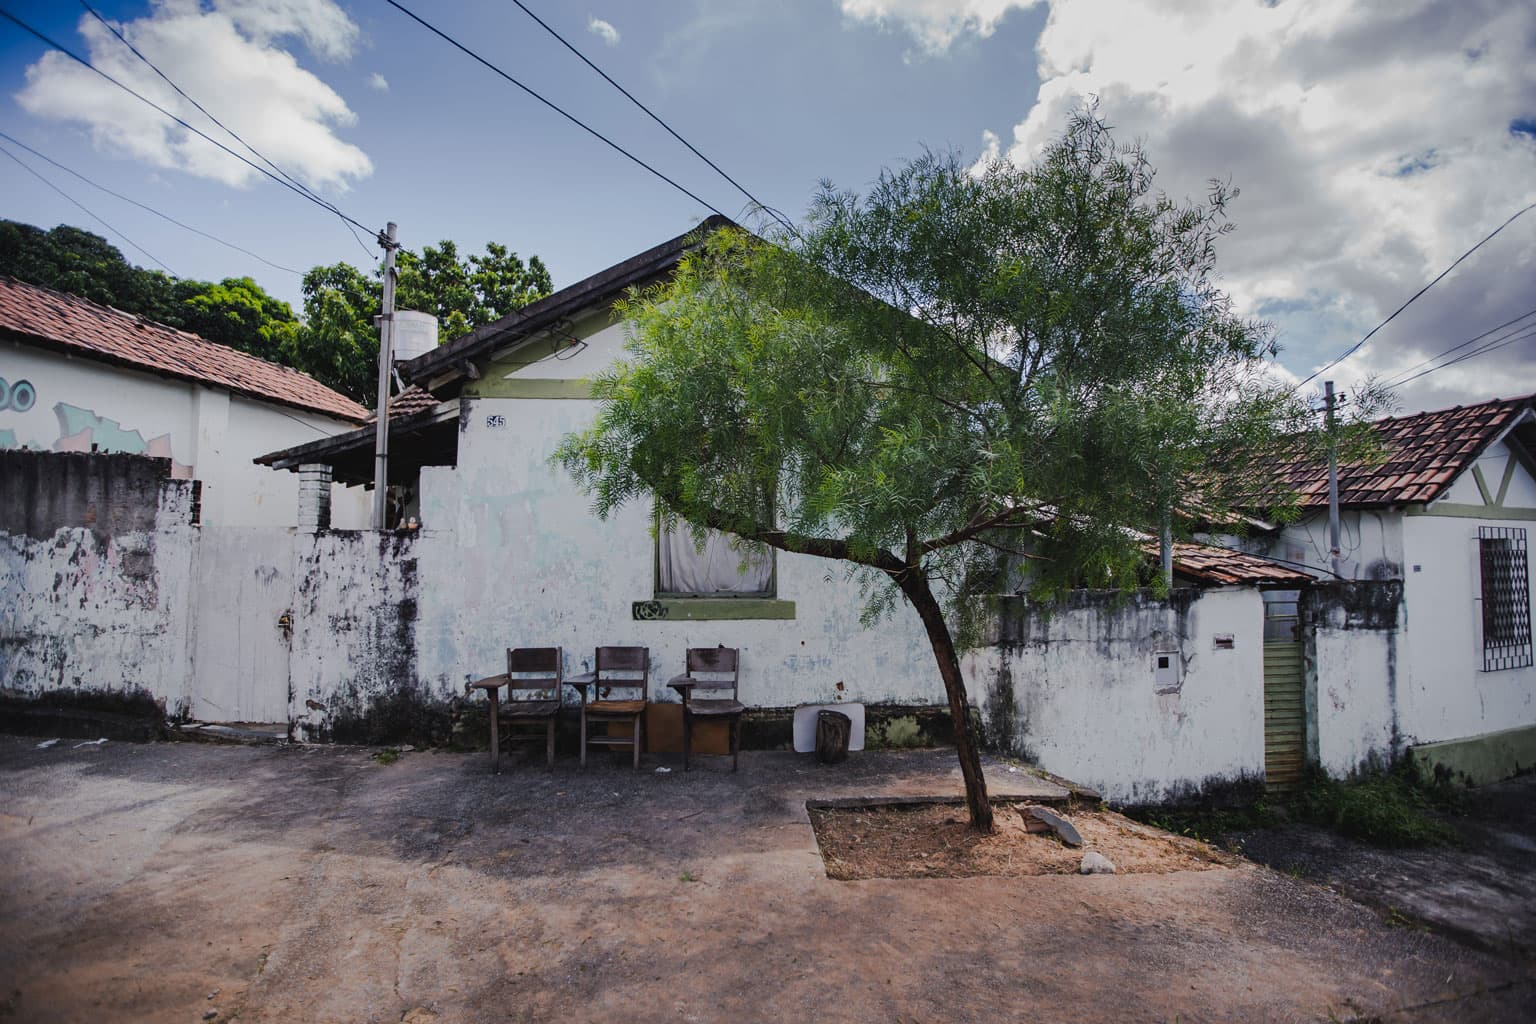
[368,72,389,92]
[588,17,621,47]
[1002,1,1536,410]
[16,0,371,191]
[839,0,1039,54]
[216,0,359,61]
[859,0,1536,410]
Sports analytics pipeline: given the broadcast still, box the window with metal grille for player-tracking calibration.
[1478,526,1533,672]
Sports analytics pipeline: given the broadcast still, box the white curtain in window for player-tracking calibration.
[658,526,772,595]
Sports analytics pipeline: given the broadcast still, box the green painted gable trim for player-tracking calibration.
[1406,503,1536,521]
[632,598,796,621]
[463,378,594,400]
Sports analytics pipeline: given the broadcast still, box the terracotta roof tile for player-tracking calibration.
[1244,394,1534,509]
[0,275,369,423]
[1143,541,1314,587]
[365,384,439,422]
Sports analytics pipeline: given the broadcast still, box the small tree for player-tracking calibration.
[557,111,1327,832]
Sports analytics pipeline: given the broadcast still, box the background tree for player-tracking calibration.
[1,219,553,404]
[558,111,1364,832]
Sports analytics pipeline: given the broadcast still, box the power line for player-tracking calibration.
[1295,200,1536,392]
[0,129,302,276]
[1380,307,1536,389]
[75,0,375,264]
[1389,323,1536,390]
[0,5,377,240]
[383,0,727,220]
[504,0,792,234]
[0,137,176,275]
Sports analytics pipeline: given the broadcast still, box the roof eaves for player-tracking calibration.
[3,324,370,426]
[401,214,739,389]
[256,403,456,470]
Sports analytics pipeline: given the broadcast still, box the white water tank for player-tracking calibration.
[392,310,438,363]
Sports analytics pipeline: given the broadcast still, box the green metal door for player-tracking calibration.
[1263,641,1305,792]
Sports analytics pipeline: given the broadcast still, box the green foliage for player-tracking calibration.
[396,240,552,342]
[558,109,1333,623]
[0,219,553,404]
[1292,766,1458,847]
[1133,764,1460,849]
[286,260,380,404]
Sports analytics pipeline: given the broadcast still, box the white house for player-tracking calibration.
[1221,395,1536,783]
[252,220,1356,801]
[11,222,1525,800]
[0,274,371,528]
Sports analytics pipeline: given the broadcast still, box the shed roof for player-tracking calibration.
[0,275,369,424]
[1154,542,1314,587]
[1246,393,1535,510]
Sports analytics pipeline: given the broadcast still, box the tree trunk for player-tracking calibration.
[900,574,995,833]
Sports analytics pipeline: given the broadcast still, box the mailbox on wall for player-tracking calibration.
[1153,650,1182,693]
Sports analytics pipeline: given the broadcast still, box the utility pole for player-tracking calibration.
[372,222,399,531]
[1159,505,1173,590]
[1324,380,1342,579]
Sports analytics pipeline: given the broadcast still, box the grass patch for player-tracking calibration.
[1130,762,1460,849]
[371,747,401,765]
[1290,767,1458,847]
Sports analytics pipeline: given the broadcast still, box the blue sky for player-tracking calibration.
[2,1,1533,413]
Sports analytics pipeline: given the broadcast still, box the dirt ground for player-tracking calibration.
[1,737,1531,1024]
[812,802,1236,880]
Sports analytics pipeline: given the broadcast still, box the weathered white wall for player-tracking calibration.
[1306,583,1403,775]
[288,531,420,740]
[188,527,296,723]
[1400,511,1536,744]
[0,455,198,709]
[1218,509,1404,582]
[411,392,943,708]
[1,343,368,527]
[962,588,1266,804]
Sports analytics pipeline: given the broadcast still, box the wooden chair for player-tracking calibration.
[570,646,649,770]
[667,646,745,772]
[467,647,563,773]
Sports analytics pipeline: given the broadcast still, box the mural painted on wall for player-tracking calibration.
[52,402,193,478]
[0,376,37,413]
[0,376,192,477]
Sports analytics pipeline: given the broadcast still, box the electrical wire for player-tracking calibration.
[1380,307,1536,389]
[74,0,376,263]
[1388,323,1536,389]
[504,0,792,234]
[0,137,176,275]
[1295,200,1536,392]
[0,129,302,276]
[0,6,377,240]
[383,0,727,219]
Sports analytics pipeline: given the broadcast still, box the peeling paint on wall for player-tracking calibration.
[51,402,193,478]
[0,451,197,704]
[288,531,421,741]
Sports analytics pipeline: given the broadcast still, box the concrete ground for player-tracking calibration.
[1,737,1530,1024]
[1228,774,1536,960]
